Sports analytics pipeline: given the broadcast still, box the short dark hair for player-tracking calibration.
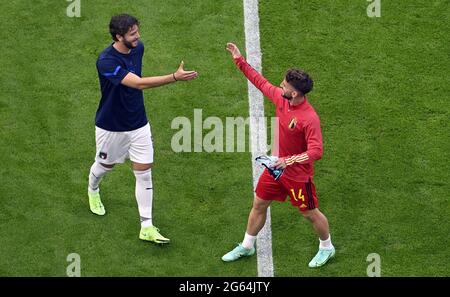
[285,69,314,96]
[109,14,139,41]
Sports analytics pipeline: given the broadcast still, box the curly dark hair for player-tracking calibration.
[285,69,314,96]
[109,14,139,41]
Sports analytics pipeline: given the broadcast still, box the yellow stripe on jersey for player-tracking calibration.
[286,153,309,165]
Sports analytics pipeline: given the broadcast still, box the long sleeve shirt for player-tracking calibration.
[234,56,323,182]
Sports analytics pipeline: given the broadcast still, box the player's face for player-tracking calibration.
[122,25,141,49]
[280,80,295,100]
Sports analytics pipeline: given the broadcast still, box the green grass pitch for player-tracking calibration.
[0,0,448,276]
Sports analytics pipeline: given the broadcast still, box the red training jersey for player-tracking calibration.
[234,56,323,182]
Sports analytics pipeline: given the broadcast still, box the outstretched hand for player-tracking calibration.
[226,42,242,59]
[174,61,198,81]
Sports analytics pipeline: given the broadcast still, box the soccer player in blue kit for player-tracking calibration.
[87,14,198,244]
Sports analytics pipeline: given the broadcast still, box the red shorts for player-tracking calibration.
[255,169,319,212]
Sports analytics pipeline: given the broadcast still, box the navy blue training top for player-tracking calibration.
[95,41,148,131]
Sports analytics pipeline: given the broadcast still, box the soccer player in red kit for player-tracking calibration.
[222,43,335,268]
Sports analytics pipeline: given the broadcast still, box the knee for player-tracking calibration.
[301,210,317,222]
[301,209,326,223]
[252,197,270,213]
[133,162,153,171]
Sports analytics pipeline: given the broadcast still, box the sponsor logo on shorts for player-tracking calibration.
[99,152,107,159]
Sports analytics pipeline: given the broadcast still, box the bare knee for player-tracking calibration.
[132,162,153,171]
[301,209,321,222]
[252,196,271,213]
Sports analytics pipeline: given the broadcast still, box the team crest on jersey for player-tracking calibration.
[99,152,107,159]
[288,117,298,130]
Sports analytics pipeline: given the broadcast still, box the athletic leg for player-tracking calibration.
[222,196,272,262]
[302,209,335,268]
[88,162,114,216]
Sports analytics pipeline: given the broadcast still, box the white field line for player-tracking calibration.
[243,0,274,277]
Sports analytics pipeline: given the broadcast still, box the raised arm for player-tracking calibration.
[226,42,282,104]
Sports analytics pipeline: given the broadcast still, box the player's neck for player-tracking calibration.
[289,96,306,106]
[113,42,131,54]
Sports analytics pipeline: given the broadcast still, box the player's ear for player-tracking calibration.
[294,90,304,98]
[116,34,123,42]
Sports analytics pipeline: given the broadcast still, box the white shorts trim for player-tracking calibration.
[95,123,154,165]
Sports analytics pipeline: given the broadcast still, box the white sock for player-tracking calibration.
[141,217,153,228]
[88,162,112,193]
[242,232,257,249]
[319,234,333,250]
[134,169,153,228]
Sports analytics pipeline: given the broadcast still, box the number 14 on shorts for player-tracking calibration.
[290,188,305,202]
[290,188,308,209]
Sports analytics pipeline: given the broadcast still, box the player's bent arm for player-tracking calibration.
[281,147,322,166]
[121,72,176,90]
[274,145,323,169]
[284,120,324,165]
[284,150,320,166]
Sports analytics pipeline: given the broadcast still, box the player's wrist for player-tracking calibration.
[172,73,178,82]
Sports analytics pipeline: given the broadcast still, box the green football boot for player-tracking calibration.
[88,191,105,216]
[139,226,170,244]
[222,243,255,262]
[308,246,335,268]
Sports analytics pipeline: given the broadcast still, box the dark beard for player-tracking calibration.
[123,40,137,49]
[282,92,293,100]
